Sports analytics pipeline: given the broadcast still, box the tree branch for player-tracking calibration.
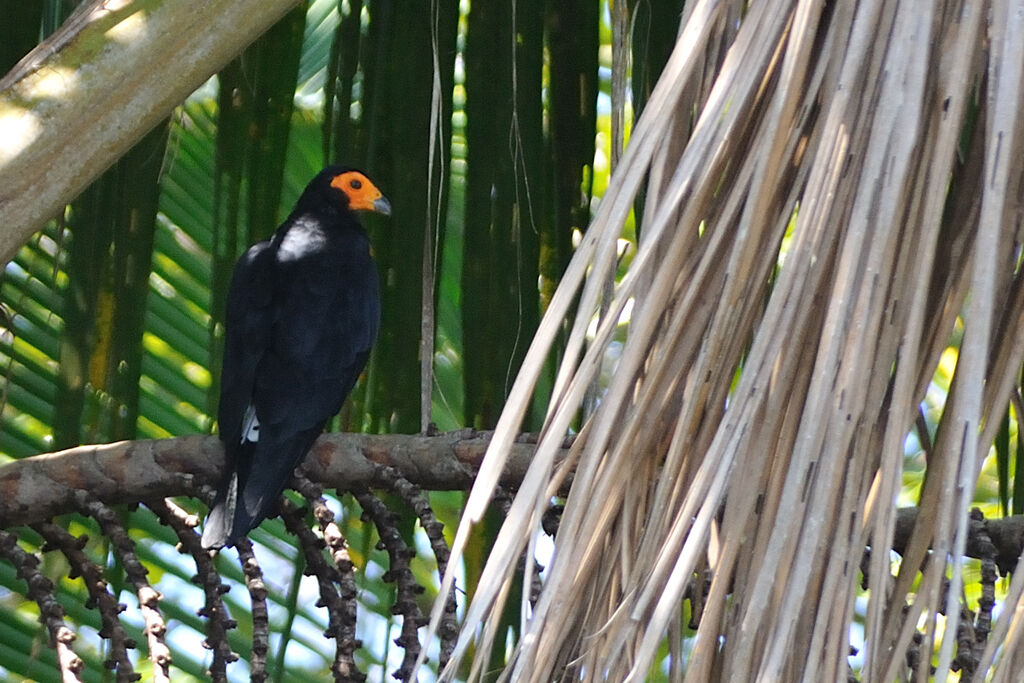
[0,0,301,263]
[893,506,1024,575]
[0,430,549,527]
[4,431,1023,577]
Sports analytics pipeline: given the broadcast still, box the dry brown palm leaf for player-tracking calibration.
[417,0,1024,680]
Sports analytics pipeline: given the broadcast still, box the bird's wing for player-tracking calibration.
[216,241,276,448]
[202,241,275,549]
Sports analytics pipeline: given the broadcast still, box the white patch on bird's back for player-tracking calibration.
[242,404,260,443]
[278,220,327,262]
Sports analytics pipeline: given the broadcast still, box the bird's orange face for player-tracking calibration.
[330,171,392,215]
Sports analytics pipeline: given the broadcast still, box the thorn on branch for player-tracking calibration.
[147,497,237,680]
[75,493,172,682]
[33,521,138,680]
[351,485,424,681]
[279,495,367,683]
[292,474,362,673]
[0,529,85,680]
[235,539,270,683]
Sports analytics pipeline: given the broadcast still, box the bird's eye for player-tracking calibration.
[350,179,362,190]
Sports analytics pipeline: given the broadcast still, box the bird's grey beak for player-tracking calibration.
[373,196,392,216]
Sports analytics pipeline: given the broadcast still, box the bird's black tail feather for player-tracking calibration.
[202,429,322,549]
[202,468,269,550]
[201,470,240,550]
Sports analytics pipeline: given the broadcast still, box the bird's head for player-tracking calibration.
[312,165,392,216]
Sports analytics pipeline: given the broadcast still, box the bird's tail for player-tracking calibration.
[201,472,239,550]
[202,429,321,549]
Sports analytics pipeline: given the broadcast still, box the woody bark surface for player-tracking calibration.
[0,0,301,263]
[0,430,556,526]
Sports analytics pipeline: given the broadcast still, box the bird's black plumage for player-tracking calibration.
[202,166,390,550]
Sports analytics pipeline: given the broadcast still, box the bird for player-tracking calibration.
[201,166,391,550]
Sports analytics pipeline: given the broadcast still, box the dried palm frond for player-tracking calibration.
[418,0,1024,679]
